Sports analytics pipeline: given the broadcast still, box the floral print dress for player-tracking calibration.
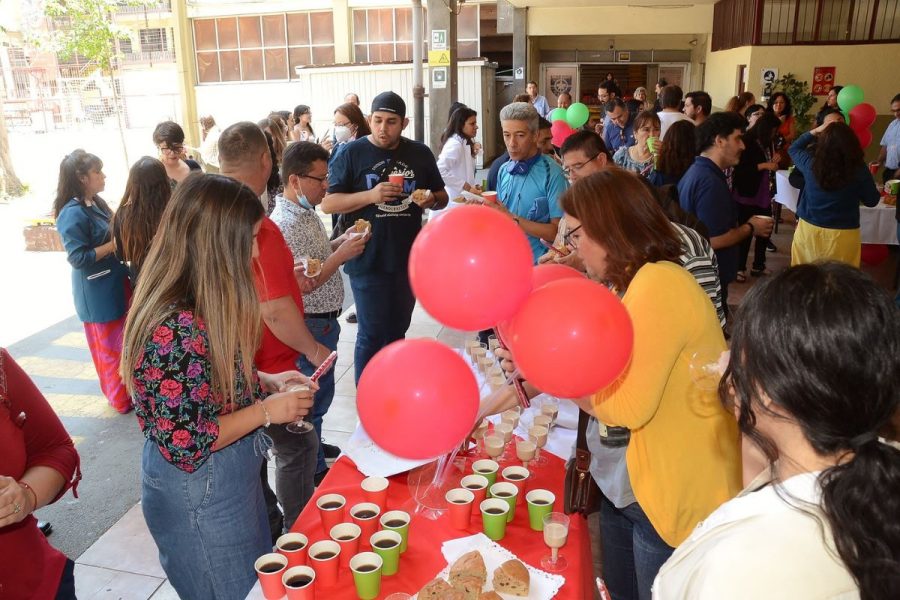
[132,309,260,472]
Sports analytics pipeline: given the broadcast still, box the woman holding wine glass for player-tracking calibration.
[121,174,317,600]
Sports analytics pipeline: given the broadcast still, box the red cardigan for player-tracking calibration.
[0,349,81,599]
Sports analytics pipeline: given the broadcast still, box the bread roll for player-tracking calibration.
[492,559,529,597]
[449,551,487,587]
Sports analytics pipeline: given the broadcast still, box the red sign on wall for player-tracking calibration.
[812,67,836,95]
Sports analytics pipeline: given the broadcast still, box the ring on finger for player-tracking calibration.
[12,502,21,514]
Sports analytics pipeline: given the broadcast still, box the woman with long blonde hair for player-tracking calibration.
[121,174,316,600]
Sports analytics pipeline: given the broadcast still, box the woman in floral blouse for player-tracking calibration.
[121,174,317,600]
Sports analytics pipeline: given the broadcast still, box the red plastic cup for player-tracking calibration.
[460,474,489,508]
[282,565,316,600]
[330,522,362,568]
[445,488,475,529]
[276,532,309,568]
[481,191,498,203]
[308,540,341,587]
[316,493,346,534]
[869,162,880,175]
[254,552,288,600]
[388,174,405,187]
[361,476,389,511]
[502,466,530,505]
[350,502,382,547]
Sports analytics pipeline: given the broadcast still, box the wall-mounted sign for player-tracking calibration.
[514,67,525,80]
[761,67,778,97]
[432,67,447,89]
[617,51,631,63]
[812,66,836,95]
[428,50,450,66]
[431,30,447,51]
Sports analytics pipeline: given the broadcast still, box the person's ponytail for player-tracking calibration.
[820,439,900,599]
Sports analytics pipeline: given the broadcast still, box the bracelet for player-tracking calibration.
[18,481,38,514]
[258,401,271,428]
[745,221,755,237]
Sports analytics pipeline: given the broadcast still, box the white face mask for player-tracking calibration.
[333,125,352,144]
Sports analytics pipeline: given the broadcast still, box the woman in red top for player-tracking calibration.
[0,348,81,599]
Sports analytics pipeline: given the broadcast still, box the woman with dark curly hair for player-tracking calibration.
[788,121,879,266]
[649,119,695,187]
[655,262,900,599]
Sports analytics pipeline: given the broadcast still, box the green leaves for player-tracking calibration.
[773,73,817,134]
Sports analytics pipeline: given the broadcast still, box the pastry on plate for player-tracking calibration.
[304,258,321,277]
[352,218,371,234]
[449,551,487,587]
[419,578,463,600]
[492,559,530,597]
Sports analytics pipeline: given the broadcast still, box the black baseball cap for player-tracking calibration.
[371,91,406,119]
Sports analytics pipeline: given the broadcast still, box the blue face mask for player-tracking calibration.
[298,195,313,210]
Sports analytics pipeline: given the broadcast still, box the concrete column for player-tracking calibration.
[172,0,198,148]
[332,0,351,64]
[426,0,457,151]
[512,7,527,85]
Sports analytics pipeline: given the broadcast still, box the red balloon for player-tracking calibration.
[550,120,575,147]
[860,244,889,266]
[855,127,873,149]
[849,102,877,129]
[409,204,533,331]
[357,339,480,459]
[531,263,584,290]
[506,278,634,398]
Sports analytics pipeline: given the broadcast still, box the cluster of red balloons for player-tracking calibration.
[837,85,877,149]
[358,205,634,459]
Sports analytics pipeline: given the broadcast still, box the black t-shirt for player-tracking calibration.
[327,136,445,275]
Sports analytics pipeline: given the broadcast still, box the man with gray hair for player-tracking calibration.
[494,102,568,263]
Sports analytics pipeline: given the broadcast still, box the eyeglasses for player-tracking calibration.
[301,173,328,184]
[158,144,184,154]
[563,225,583,250]
[563,154,600,176]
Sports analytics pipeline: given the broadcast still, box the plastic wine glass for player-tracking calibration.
[286,351,337,434]
[484,433,506,463]
[516,439,536,469]
[540,398,560,424]
[541,512,570,572]
[528,425,549,468]
[689,348,726,392]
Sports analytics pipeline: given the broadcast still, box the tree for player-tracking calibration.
[43,0,145,165]
[774,73,817,134]
[0,96,26,199]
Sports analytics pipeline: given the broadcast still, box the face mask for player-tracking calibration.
[334,125,352,144]
[298,194,314,210]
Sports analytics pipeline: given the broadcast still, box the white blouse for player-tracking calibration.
[436,133,476,207]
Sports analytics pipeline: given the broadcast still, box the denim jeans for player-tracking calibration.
[141,433,271,600]
[349,270,416,384]
[296,317,341,474]
[267,421,319,532]
[600,495,675,600]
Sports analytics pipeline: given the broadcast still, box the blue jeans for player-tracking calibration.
[296,317,341,474]
[600,495,675,600]
[141,433,271,600]
[349,270,416,384]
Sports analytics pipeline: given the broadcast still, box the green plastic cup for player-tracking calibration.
[480,498,510,541]
[379,510,410,553]
[472,459,499,488]
[349,551,383,600]
[489,482,518,523]
[370,530,402,576]
[526,489,556,531]
[647,136,659,154]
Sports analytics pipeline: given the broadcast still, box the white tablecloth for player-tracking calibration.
[774,170,898,245]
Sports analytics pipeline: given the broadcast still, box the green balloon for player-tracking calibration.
[566,103,590,129]
[837,85,864,114]
[549,108,568,122]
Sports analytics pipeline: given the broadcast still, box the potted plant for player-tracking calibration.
[773,73,817,134]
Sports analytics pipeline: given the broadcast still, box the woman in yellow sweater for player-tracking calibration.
[559,170,741,600]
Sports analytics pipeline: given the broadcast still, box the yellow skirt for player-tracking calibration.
[791,219,861,267]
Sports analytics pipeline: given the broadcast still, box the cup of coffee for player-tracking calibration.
[308,540,341,587]
[489,482,519,523]
[472,459,500,487]
[370,529,402,576]
[526,489,556,531]
[254,552,288,600]
[445,488,475,530]
[350,502,382,546]
[281,565,315,600]
[460,474,489,506]
[316,493,346,533]
[379,510,411,553]
[349,551,384,600]
[361,476,390,511]
[388,174,405,189]
[482,191,498,203]
[330,522,361,568]
[480,498,510,541]
[276,532,309,568]
[501,466,530,504]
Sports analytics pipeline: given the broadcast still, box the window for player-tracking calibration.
[139,28,168,53]
[118,37,133,55]
[351,8,425,62]
[457,4,480,59]
[192,11,334,84]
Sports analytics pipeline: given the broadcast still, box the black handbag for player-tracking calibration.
[563,409,601,515]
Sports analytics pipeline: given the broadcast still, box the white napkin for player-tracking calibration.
[344,424,435,478]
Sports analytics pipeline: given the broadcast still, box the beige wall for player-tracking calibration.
[527,5,714,36]
[703,41,752,111]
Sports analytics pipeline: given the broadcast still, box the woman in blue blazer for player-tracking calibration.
[54,150,131,413]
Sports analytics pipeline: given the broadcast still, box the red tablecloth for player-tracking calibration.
[290,452,594,599]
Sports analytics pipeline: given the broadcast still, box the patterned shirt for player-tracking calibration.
[270,195,344,314]
[132,310,260,473]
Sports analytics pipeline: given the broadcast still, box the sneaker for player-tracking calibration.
[314,468,330,487]
[38,521,53,537]
[346,312,357,323]
[322,442,341,460]
[766,241,777,253]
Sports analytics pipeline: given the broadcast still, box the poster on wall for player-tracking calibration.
[812,67,836,95]
[761,67,778,98]
[543,66,578,105]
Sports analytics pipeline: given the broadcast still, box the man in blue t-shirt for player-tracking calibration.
[495,102,568,264]
[602,98,636,154]
[678,112,773,313]
[322,91,447,382]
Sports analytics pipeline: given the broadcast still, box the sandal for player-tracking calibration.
[735,271,747,283]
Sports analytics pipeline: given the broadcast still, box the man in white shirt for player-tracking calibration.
[657,85,690,139]
[874,92,900,183]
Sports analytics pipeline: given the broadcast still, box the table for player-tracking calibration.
[249,450,593,599]
[775,170,898,245]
